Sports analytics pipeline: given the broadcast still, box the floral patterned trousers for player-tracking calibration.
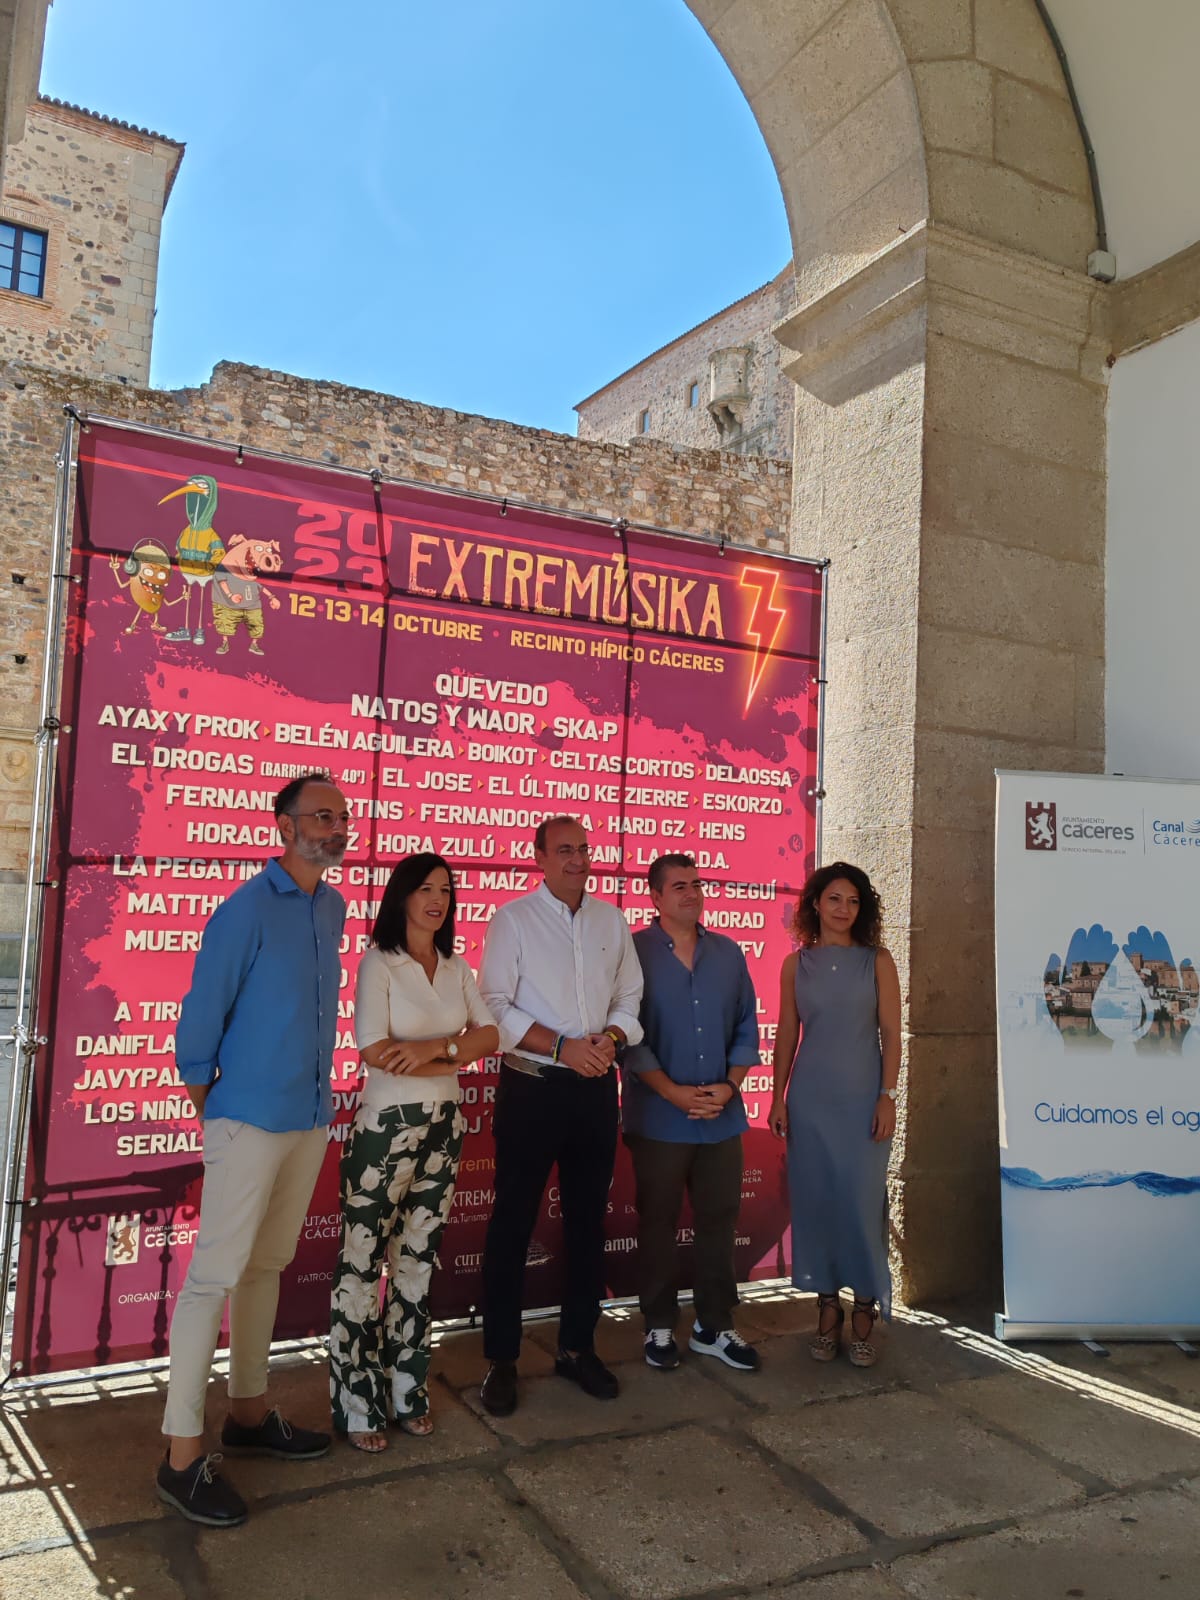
[329,1098,465,1433]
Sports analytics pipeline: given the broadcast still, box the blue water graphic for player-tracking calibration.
[1002,1166,1200,1197]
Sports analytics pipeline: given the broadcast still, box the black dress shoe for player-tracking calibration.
[555,1348,619,1400]
[156,1452,247,1528]
[220,1407,330,1459]
[480,1360,518,1417]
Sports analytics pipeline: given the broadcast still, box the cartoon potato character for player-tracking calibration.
[211,535,283,657]
[109,540,180,634]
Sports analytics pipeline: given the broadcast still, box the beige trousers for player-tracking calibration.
[162,1117,327,1439]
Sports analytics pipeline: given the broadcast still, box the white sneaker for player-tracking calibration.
[688,1323,760,1371]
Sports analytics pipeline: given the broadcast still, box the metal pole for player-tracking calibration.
[0,409,79,1379]
[813,559,830,868]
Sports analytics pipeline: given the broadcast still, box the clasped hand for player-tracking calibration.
[673,1082,734,1120]
[559,1033,616,1077]
[375,1038,442,1075]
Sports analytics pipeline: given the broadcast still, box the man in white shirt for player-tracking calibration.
[477,815,643,1415]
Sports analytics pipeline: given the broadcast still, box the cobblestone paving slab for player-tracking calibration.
[506,1423,866,1599]
[200,1471,587,1600]
[942,1367,1200,1486]
[888,1483,1200,1599]
[750,1388,1086,1538]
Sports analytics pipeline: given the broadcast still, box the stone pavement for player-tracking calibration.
[2,1289,1200,1599]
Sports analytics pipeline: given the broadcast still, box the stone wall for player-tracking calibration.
[575,270,795,459]
[0,98,181,387]
[0,357,792,954]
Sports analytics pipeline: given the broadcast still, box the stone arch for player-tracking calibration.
[688,0,1096,298]
[685,0,1108,1304]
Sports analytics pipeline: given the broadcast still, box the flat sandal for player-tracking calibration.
[809,1293,844,1362]
[848,1298,879,1368]
[398,1413,434,1437]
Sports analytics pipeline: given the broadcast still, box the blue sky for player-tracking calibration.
[41,0,790,435]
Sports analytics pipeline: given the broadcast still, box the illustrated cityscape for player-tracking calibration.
[1043,924,1199,1048]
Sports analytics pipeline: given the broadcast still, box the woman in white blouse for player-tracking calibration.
[329,853,497,1452]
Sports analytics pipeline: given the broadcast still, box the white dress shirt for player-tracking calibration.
[354,946,495,1109]
[478,882,644,1065]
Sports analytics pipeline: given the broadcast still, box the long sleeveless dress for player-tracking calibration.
[786,944,892,1316]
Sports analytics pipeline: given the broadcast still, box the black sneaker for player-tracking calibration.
[644,1328,682,1370]
[156,1452,247,1528]
[219,1408,330,1460]
[554,1348,619,1399]
[688,1323,761,1371]
[480,1360,519,1417]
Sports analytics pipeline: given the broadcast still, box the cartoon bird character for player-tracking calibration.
[109,539,180,634]
[158,474,224,646]
[211,534,283,657]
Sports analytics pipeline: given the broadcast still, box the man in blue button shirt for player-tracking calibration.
[156,771,348,1528]
[625,853,762,1374]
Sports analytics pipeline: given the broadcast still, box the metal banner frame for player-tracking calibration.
[1,408,79,1384]
[1,405,828,1385]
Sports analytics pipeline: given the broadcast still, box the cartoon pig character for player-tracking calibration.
[211,535,283,658]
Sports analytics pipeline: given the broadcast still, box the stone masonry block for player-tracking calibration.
[780,70,923,249]
[927,150,1095,272]
[886,0,973,60]
[912,59,994,157]
[995,75,1091,196]
[916,624,1079,743]
[920,527,1103,653]
[974,0,1068,92]
[924,335,1104,474]
[712,0,847,101]
[921,426,1104,565]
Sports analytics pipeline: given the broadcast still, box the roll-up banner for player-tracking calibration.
[11,418,824,1375]
[995,770,1200,1340]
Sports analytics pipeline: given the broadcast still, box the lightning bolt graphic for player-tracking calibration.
[739,567,788,714]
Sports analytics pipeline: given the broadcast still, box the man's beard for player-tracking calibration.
[294,834,347,868]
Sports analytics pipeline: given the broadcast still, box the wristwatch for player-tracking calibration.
[881,1087,897,1101]
[445,1038,460,1062]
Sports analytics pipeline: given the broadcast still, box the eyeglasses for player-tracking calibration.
[553,843,591,858]
[290,809,351,829]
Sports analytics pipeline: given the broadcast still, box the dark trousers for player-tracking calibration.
[627,1132,744,1333]
[482,1064,619,1362]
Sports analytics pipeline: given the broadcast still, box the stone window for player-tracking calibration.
[687,380,700,407]
[0,221,47,297]
[639,409,650,434]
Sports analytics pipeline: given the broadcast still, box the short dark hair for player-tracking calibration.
[792,861,882,948]
[647,853,696,894]
[274,770,333,818]
[534,814,581,854]
[372,852,457,958]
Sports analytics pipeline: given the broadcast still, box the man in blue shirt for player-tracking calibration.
[156,772,348,1528]
[625,853,762,1374]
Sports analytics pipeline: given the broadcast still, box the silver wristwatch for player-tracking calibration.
[882,1087,897,1101]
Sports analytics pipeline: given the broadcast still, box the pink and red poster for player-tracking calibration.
[13,419,823,1374]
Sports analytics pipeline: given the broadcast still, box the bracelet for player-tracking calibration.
[551,1033,565,1064]
[604,1029,623,1049]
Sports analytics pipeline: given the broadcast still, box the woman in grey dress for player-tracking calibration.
[769,863,901,1367]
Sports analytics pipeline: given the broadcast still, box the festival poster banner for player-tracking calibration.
[996,771,1200,1336]
[13,419,823,1374]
